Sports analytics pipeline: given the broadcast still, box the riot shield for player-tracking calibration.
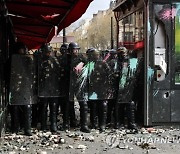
[88,52,115,100]
[69,53,88,101]
[57,55,69,97]
[38,55,65,97]
[106,52,120,99]
[9,54,36,105]
[117,58,139,103]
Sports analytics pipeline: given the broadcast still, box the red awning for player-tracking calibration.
[5,0,93,49]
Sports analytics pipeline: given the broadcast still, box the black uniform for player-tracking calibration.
[105,50,120,127]
[115,49,139,131]
[38,44,62,132]
[87,49,113,132]
[59,52,77,130]
[31,51,40,128]
[63,42,90,133]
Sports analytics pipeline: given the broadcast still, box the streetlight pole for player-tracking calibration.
[63,28,67,44]
[111,16,114,49]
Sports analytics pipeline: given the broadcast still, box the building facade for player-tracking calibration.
[113,0,180,126]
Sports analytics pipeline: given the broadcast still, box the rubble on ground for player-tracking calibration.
[1,127,180,154]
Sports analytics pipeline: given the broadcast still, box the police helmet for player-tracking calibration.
[109,49,116,54]
[86,48,99,60]
[60,43,68,55]
[40,43,52,54]
[86,47,96,54]
[102,49,109,54]
[68,42,80,53]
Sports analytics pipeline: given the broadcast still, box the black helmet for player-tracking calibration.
[86,47,96,54]
[60,43,68,55]
[86,48,99,60]
[108,49,117,59]
[101,49,110,57]
[68,42,80,53]
[102,49,109,54]
[109,49,116,54]
[40,43,52,54]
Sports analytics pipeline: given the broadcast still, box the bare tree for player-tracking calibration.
[70,9,117,51]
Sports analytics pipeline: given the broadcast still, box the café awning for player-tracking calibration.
[5,0,93,49]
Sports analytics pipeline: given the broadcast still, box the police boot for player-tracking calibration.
[50,102,57,132]
[90,102,98,129]
[106,102,112,127]
[62,114,70,131]
[24,105,32,136]
[62,100,70,131]
[127,101,138,131]
[70,101,77,127]
[41,102,48,131]
[114,103,120,129]
[99,101,107,132]
[11,106,20,134]
[79,101,90,133]
[114,103,125,129]
[31,104,38,128]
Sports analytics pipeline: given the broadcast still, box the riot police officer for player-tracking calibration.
[31,50,40,128]
[62,42,77,130]
[56,43,69,129]
[115,47,138,131]
[88,48,111,132]
[9,42,36,136]
[38,44,61,132]
[86,48,98,129]
[64,42,90,133]
[105,49,119,127]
